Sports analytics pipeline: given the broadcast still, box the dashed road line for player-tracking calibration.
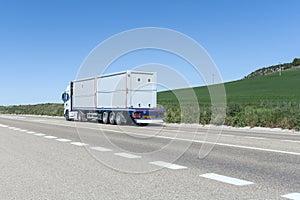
[114,152,141,159]
[90,147,113,152]
[34,133,46,136]
[71,142,88,146]
[199,173,254,186]
[44,136,58,139]
[26,131,35,134]
[149,161,187,170]
[19,129,28,132]
[56,138,72,142]
[282,193,300,200]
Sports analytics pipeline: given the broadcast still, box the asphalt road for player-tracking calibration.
[0,114,299,199]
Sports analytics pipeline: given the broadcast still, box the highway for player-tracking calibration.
[0,114,299,199]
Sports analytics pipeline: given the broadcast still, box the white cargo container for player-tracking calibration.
[62,71,164,125]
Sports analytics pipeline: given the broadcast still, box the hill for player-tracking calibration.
[243,57,300,79]
[158,67,300,130]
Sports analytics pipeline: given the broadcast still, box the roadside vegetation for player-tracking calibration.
[0,103,63,116]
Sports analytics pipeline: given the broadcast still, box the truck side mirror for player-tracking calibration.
[62,92,70,103]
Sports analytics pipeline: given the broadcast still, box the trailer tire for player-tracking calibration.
[116,112,126,125]
[109,112,116,125]
[102,112,109,124]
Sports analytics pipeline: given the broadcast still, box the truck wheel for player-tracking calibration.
[116,112,126,125]
[102,112,109,124]
[109,112,116,125]
[65,110,70,121]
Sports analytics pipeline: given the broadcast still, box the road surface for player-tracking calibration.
[0,115,299,199]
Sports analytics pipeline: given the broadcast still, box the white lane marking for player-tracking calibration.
[44,136,57,139]
[34,133,45,136]
[282,193,300,200]
[8,127,16,129]
[200,173,254,186]
[71,142,88,146]
[12,128,21,131]
[90,147,112,152]
[114,152,141,159]
[244,136,266,140]
[7,118,300,156]
[283,140,300,143]
[26,131,35,134]
[56,138,72,142]
[149,161,187,170]
[80,127,300,156]
[0,124,8,128]
[19,129,28,132]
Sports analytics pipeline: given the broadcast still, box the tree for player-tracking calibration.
[292,58,300,66]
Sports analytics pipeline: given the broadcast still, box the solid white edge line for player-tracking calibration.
[90,147,112,152]
[244,136,266,140]
[282,193,300,200]
[149,161,187,169]
[199,173,254,186]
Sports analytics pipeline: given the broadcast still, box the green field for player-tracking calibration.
[158,67,300,129]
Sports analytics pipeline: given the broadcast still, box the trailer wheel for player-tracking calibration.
[109,112,116,125]
[116,112,126,125]
[102,112,109,124]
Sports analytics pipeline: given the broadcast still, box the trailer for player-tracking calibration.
[61,71,165,125]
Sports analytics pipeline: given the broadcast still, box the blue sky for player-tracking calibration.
[0,0,299,105]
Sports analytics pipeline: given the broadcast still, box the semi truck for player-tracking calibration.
[61,70,165,125]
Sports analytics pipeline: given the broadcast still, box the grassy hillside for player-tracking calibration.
[159,67,300,105]
[158,68,300,129]
[225,67,300,104]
